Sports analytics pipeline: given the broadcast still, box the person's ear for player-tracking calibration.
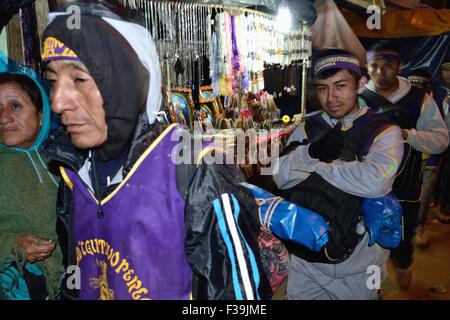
[358,76,367,93]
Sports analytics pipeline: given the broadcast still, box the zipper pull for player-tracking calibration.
[92,149,104,220]
[97,206,104,219]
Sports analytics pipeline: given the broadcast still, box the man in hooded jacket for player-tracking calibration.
[40,2,271,300]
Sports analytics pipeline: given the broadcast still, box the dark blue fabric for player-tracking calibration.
[90,148,129,195]
[427,85,447,166]
[432,85,448,116]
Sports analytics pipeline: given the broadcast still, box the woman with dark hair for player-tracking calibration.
[0,51,63,300]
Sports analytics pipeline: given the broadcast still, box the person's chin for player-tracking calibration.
[377,82,394,91]
[71,135,93,149]
[71,134,105,150]
[1,133,22,147]
[326,109,343,119]
[3,139,19,147]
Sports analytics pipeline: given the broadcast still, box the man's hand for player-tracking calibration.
[0,0,36,32]
[308,123,344,162]
[15,234,56,263]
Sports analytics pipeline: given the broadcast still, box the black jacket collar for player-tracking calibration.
[41,112,168,175]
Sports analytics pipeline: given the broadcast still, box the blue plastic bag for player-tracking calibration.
[241,182,329,252]
[362,193,403,249]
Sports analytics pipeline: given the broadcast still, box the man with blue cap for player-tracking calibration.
[361,41,449,290]
[273,48,404,299]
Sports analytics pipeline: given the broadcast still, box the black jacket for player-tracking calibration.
[185,160,272,299]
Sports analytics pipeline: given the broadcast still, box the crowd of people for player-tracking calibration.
[0,1,449,300]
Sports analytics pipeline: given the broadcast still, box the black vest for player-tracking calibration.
[283,109,394,263]
[361,87,425,201]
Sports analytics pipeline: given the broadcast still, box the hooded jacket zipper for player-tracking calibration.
[91,150,104,219]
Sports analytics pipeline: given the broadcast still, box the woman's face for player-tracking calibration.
[0,82,41,149]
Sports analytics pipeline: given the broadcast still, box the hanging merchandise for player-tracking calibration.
[209,8,312,99]
[135,0,312,99]
[216,11,233,96]
[138,1,212,90]
[120,1,311,133]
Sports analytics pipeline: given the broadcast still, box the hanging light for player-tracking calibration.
[275,1,292,33]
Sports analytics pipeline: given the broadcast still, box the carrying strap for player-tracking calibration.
[361,89,397,110]
[361,88,425,129]
[255,197,283,232]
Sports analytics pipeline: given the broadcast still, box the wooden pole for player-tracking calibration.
[6,14,24,64]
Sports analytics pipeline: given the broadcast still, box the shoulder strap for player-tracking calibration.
[360,89,396,110]
[361,88,421,129]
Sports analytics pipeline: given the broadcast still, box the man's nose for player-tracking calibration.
[376,67,385,76]
[327,87,337,102]
[50,80,77,114]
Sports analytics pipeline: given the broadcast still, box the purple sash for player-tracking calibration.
[64,125,192,300]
